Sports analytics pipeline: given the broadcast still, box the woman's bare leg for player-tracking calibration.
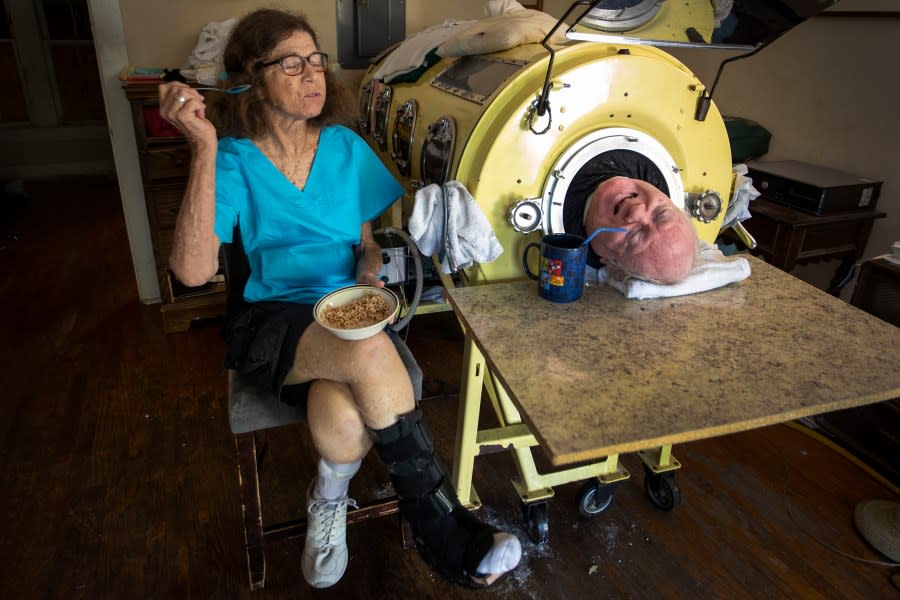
[300,379,374,589]
[291,324,520,587]
[285,324,414,430]
[306,379,372,463]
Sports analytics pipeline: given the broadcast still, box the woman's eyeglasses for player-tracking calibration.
[260,52,328,75]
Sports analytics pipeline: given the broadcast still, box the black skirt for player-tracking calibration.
[222,301,316,411]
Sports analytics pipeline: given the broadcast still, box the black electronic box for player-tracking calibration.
[746,160,882,215]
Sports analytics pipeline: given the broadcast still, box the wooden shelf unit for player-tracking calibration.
[122,81,226,333]
[732,198,886,296]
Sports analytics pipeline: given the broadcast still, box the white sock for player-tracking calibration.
[314,457,362,500]
[476,532,522,575]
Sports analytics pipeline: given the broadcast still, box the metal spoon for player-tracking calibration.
[195,84,252,94]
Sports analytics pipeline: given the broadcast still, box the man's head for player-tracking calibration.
[584,176,698,284]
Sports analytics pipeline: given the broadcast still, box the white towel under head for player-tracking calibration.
[585,241,751,299]
[408,181,503,274]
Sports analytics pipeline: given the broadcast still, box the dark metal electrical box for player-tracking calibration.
[746,160,883,216]
[336,0,405,69]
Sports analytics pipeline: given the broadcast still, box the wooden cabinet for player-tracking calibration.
[735,198,886,296]
[850,256,900,327]
[122,82,226,333]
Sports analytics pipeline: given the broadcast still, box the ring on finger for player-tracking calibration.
[176,95,187,104]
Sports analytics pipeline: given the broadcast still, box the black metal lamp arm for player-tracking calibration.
[536,0,604,117]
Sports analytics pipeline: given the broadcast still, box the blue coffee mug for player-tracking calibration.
[523,233,587,303]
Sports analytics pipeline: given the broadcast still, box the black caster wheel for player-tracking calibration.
[522,501,550,544]
[576,481,615,517]
[643,465,681,511]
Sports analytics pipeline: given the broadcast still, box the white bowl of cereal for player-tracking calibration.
[314,285,400,341]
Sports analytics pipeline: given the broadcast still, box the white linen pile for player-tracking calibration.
[182,18,238,85]
[371,0,565,83]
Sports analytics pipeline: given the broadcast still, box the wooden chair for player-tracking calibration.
[222,229,423,590]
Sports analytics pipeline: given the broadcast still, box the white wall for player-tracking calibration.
[117,0,499,68]
[119,0,335,67]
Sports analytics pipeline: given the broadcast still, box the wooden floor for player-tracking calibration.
[1,178,897,599]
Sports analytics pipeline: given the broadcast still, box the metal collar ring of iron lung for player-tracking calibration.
[569,0,841,121]
[570,0,841,50]
[356,0,838,284]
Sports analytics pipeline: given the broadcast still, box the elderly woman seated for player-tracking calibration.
[158,8,520,591]
[564,151,699,285]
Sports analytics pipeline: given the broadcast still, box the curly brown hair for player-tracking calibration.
[207,8,353,138]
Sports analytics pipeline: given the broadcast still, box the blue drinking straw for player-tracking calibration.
[583,226,628,246]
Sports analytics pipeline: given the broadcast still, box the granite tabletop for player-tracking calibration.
[445,256,900,466]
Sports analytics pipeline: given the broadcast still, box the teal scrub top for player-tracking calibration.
[214,125,404,304]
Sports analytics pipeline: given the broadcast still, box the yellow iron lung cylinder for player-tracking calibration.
[358,40,733,284]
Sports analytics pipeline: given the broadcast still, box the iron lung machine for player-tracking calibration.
[355,0,840,542]
[358,0,835,543]
[358,39,733,284]
[357,37,734,539]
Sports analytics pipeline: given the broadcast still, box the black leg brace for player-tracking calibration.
[372,408,497,586]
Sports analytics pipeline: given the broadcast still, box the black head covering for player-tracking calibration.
[562,149,670,267]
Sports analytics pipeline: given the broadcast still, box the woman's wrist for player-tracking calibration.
[189,135,218,155]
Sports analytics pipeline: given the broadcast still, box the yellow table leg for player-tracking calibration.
[449,316,633,510]
[450,332,484,509]
[487,365,628,502]
[637,446,681,473]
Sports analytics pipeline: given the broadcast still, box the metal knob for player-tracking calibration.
[508,199,543,234]
[685,190,722,223]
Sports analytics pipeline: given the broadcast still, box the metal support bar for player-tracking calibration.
[451,334,486,508]
[535,0,603,117]
[637,446,681,474]
[476,423,537,451]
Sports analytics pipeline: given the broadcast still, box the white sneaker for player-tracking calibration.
[301,481,358,588]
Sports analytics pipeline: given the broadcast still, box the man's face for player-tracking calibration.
[584,177,697,283]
